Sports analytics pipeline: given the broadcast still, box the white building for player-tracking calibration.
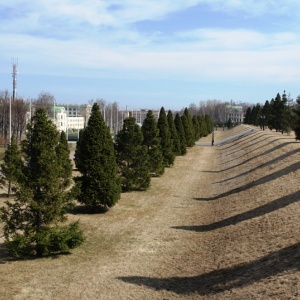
[225,105,243,124]
[53,105,85,134]
[121,109,160,126]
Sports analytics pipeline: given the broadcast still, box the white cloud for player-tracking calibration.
[1,0,300,98]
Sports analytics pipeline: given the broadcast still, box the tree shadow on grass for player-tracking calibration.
[0,241,11,264]
[218,131,268,151]
[175,190,300,232]
[118,243,300,296]
[201,141,299,176]
[0,240,71,263]
[195,161,300,201]
[217,147,300,183]
[68,204,108,215]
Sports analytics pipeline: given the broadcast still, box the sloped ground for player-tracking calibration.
[0,125,299,299]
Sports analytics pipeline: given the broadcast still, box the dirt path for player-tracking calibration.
[0,125,299,299]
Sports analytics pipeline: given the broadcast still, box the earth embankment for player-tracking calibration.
[0,125,299,299]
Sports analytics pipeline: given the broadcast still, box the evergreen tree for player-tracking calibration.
[0,109,83,258]
[1,135,22,197]
[227,117,233,129]
[261,100,271,129]
[281,91,293,133]
[157,107,175,167]
[141,110,164,176]
[74,103,120,212]
[293,95,300,139]
[56,131,72,188]
[268,93,285,131]
[205,115,214,133]
[74,129,84,171]
[244,107,252,124]
[183,108,195,147]
[115,116,150,191]
[174,113,187,155]
[198,115,208,137]
[192,115,201,141]
[167,110,181,156]
[249,104,261,126]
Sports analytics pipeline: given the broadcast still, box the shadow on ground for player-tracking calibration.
[195,161,300,201]
[118,243,300,296]
[216,147,300,183]
[174,190,300,232]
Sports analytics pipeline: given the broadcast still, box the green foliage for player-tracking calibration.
[192,115,201,141]
[198,115,208,137]
[293,95,300,140]
[0,109,83,258]
[56,131,73,188]
[260,92,294,133]
[141,110,164,176]
[182,108,195,147]
[227,118,233,129]
[244,107,251,124]
[167,110,181,156]
[3,222,83,258]
[115,116,151,191]
[157,107,175,167]
[74,103,120,211]
[1,135,22,196]
[250,104,261,126]
[174,113,187,155]
[205,115,214,133]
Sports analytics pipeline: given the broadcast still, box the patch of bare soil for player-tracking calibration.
[0,125,299,299]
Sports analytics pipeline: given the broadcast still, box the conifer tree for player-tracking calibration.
[227,117,233,129]
[74,103,120,212]
[157,107,175,167]
[74,129,84,171]
[268,93,285,131]
[1,135,22,197]
[56,131,72,188]
[205,115,214,133]
[115,116,150,191]
[198,115,208,137]
[0,109,83,258]
[192,115,201,141]
[167,110,181,156]
[293,95,300,140]
[141,110,164,176]
[182,108,195,147]
[174,113,187,155]
[244,107,252,124]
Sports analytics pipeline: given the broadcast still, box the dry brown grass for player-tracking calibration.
[0,125,299,299]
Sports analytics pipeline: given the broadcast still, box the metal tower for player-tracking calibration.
[12,58,18,102]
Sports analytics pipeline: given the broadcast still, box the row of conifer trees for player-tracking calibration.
[0,103,213,258]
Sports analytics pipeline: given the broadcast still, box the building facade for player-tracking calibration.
[225,105,243,124]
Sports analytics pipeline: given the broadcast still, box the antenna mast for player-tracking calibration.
[12,58,18,102]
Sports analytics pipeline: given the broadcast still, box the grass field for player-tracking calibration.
[0,125,299,299]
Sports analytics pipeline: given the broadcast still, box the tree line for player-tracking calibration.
[0,103,213,258]
[243,91,300,139]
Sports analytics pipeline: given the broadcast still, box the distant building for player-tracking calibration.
[28,104,160,140]
[61,104,92,126]
[51,104,92,135]
[121,109,160,126]
[54,106,67,132]
[225,105,243,124]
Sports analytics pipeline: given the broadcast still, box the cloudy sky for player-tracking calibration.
[1,0,300,110]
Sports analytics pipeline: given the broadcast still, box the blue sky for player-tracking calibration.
[1,0,300,111]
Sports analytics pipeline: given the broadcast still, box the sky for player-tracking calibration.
[1,0,300,111]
